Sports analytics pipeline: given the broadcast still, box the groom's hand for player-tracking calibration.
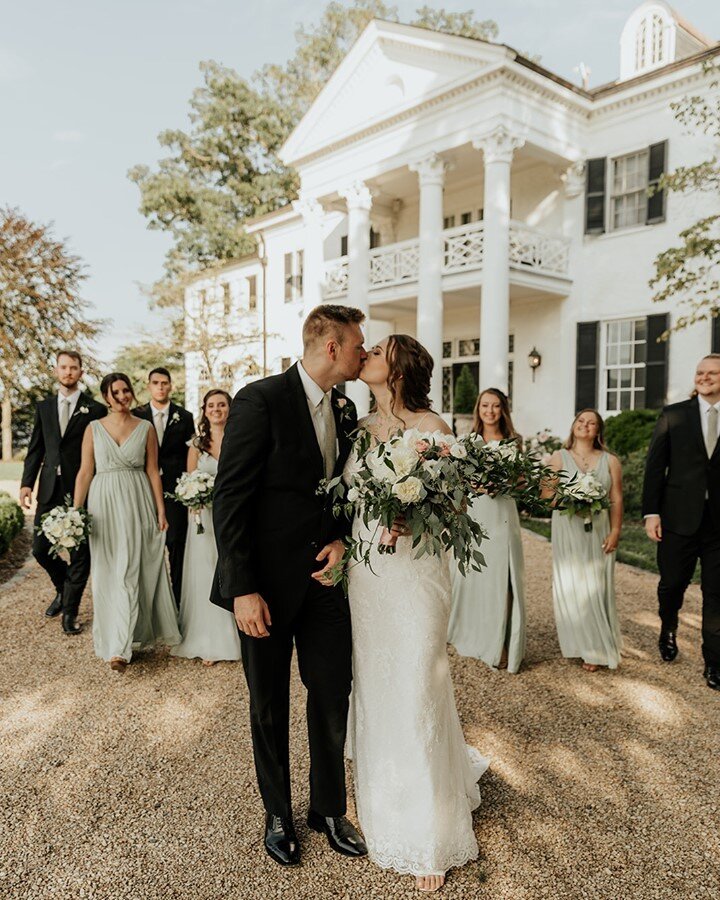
[312,539,345,586]
[233,593,272,638]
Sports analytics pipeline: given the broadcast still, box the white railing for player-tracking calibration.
[508,221,570,277]
[369,237,420,288]
[443,220,484,274]
[324,256,349,298]
[322,220,569,297]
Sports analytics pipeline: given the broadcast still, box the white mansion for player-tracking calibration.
[184,0,720,436]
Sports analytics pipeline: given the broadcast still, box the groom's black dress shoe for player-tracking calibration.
[659,629,678,662]
[62,613,82,635]
[307,810,368,857]
[704,667,720,691]
[264,814,300,866]
[45,592,63,618]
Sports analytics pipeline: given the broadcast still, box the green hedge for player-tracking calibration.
[604,409,659,456]
[0,491,25,556]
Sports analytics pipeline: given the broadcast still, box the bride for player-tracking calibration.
[346,335,488,892]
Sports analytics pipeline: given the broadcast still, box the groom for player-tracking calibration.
[211,304,368,866]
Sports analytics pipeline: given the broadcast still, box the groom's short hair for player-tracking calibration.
[302,304,365,350]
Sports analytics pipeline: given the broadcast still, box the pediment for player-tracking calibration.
[281,20,506,165]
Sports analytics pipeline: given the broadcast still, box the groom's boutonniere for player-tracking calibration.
[170,411,181,425]
[79,406,89,415]
[335,396,353,427]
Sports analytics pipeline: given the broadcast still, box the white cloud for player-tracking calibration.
[52,129,85,143]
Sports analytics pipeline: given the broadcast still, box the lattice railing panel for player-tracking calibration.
[369,239,420,288]
[508,223,570,276]
[443,221,485,274]
[323,257,349,298]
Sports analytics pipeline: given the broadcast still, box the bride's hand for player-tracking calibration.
[390,516,409,537]
[158,512,168,532]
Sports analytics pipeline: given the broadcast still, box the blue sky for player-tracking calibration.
[1,0,718,365]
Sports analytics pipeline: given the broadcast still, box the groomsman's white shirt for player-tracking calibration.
[698,395,720,450]
[297,362,339,456]
[57,388,81,423]
[149,401,170,445]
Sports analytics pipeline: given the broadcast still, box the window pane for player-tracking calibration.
[459,339,480,357]
[619,344,632,365]
[607,345,618,366]
[620,320,632,341]
[634,340,646,364]
[620,368,632,388]
[635,318,647,341]
[442,366,452,413]
[636,367,646,388]
[620,391,632,410]
[442,341,452,359]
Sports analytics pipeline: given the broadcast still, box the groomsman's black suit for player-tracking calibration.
[134,401,195,603]
[642,396,720,667]
[211,364,356,819]
[21,392,106,615]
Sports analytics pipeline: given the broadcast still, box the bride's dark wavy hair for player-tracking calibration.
[99,373,136,407]
[386,334,434,416]
[194,389,232,454]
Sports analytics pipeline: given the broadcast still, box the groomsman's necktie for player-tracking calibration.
[59,399,71,437]
[706,406,718,458]
[319,393,337,480]
[154,410,166,445]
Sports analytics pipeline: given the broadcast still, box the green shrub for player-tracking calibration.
[604,409,659,456]
[620,449,646,520]
[0,491,25,556]
[453,364,478,415]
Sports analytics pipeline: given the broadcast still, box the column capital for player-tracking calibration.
[409,152,447,186]
[339,181,373,212]
[472,124,525,164]
[562,161,586,198]
[293,193,325,225]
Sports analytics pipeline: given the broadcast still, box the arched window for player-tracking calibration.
[635,17,647,71]
[635,11,668,72]
[650,13,664,65]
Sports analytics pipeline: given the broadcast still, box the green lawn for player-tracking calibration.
[522,518,700,582]
[0,462,23,480]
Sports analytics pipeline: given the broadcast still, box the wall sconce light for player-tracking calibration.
[528,347,542,382]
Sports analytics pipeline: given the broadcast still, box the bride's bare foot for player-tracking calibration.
[416,874,445,892]
[202,659,217,667]
[109,657,127,672]
[582,662,599,672]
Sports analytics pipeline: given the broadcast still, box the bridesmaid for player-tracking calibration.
[547,409,623,672]
[171,389,241,665]
[449,388,527,673]
[74,373,180,672]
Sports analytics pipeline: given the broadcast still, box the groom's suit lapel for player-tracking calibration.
[285,364,324,479]
[61,392,92,442]
[43,397,62,448]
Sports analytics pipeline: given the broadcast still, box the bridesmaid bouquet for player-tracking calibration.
[554,472,610,532]
[324,428,487,586]
[38,496,92,559]
[167,471,215,534]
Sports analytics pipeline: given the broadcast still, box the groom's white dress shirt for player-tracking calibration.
[297,362,339,457]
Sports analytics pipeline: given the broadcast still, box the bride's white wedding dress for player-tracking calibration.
[346,422,489,877]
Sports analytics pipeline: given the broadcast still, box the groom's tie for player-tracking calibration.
[706,405,718,457]
[319,393,337,480]
[59,399,71,437]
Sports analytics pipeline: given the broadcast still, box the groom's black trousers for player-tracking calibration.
[239,578,352,819]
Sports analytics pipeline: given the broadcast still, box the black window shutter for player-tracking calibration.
[647,141,667,224]
[645,313,669,409]
[575,322,599,411]
[712,315,720,353]
[585,158,606,234]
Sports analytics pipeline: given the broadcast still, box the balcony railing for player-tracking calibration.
[323,219,569,299]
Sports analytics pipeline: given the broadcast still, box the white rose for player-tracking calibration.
[347,487,360,503]
[450,443,467,459]
[59,536,76,548]
[367,448,395,484]
[392,476,425,505]
[389,445,418,478]
[422,459,442,478]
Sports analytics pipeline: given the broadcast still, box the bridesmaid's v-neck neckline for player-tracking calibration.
[97,419,144,449]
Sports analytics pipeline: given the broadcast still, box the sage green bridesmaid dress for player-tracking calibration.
[448,493,527,674]
[551,449,621,669]
[88,419,180,662]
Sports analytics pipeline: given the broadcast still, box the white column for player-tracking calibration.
[410,153,446,411]
[339,182,373,414]
[294,194,325,319]
[473,125,524,393]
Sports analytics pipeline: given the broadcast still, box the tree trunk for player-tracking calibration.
[1,396,12,461]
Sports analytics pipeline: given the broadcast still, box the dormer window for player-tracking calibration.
[635,12,668,72]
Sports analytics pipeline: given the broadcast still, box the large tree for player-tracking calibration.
[650,62,720,332]
[0,207,101,459]
[131,2,499,293]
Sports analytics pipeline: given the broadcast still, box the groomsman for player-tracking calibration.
[20,351,106,633]
[135,367,195,603]
[642,353,720,691]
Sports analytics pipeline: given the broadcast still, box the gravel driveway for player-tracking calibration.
[1,532,718,899]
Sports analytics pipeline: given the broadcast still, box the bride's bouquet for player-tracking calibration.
[38,496,92,559]
[166,471,215,534]
[324,429,487,588]
[554,471,610,532]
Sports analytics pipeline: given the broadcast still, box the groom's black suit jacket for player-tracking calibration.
[21,393,107,506]
[642,397,720,536]
[134,401,196,498]
[211,364,356,624]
